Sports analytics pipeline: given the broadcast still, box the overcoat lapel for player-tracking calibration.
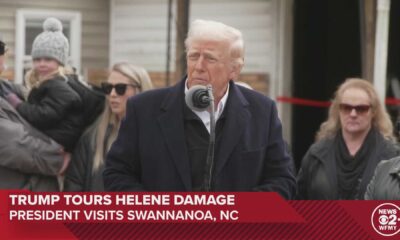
[214,83,250,175]
[157,81,191,190]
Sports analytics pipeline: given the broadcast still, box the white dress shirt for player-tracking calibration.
[184,79,229,133]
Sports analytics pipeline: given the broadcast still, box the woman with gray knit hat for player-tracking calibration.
[5,17,85,152]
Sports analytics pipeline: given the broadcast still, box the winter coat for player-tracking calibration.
[0,78,27,100]
[64,123,112,191]
[365,157,400,200]
[0,97,63,191]
[297,131,400,199]
[104,79,296,198]
[16,75,84,151]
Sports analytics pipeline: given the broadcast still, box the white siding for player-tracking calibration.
[0,0,109,72]
[111,0,275,74]
[110,0,171,71]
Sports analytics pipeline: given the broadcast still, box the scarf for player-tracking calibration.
[335,128,376,199]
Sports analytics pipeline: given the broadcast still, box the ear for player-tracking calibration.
[229,64,240,80]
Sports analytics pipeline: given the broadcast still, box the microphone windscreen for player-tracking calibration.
[185,85,209,112]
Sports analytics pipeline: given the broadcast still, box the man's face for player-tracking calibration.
[186,39,236,99]
[0,42,6,74]
[0,54,5,74]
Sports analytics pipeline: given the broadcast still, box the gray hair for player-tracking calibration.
[185,19,245,71]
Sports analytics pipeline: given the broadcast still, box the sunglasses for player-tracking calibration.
[101,82,140,95]
[339,103,371,114]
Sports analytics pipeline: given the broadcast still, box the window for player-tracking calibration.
[15,9,81,84]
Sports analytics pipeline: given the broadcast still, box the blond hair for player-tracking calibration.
[25,65,73,89]
[316,78,394,141]
[92,63,154,172]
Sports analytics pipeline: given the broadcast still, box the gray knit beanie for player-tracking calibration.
[31,17,69,65]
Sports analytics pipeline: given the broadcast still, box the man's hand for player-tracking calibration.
[59,150,71,175]
[5,92,22,108]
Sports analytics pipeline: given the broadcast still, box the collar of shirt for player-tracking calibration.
[184,79,229,133]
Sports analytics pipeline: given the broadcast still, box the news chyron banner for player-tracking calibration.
[0,191,400,239]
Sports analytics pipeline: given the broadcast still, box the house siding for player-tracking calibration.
[0,0,109,75]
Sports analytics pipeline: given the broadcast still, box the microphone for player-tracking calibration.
[185,85,211,111]
[185,84,216,191]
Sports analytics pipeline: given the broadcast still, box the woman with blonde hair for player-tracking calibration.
[297,78,399,199]
[65,62,153,191]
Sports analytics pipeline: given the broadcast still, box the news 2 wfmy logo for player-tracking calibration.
[371,203,400,236]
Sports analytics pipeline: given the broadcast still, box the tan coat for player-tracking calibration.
[0,97,63,191]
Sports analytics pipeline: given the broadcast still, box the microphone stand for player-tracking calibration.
[204,85,216,191]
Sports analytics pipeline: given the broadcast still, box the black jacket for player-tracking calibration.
[104,80,296,199]
[365,157,400,200]
[16,75,84,151]
[65,123,112,191]
[297,131,400,199]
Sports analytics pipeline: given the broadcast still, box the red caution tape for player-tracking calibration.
[276,96,331,108]
[277,96,400,107]
[385,98,400,106]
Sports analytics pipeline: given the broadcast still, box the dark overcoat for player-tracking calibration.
[104,80,296,199]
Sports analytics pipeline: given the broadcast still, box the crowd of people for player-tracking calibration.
[0,17,399,200]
